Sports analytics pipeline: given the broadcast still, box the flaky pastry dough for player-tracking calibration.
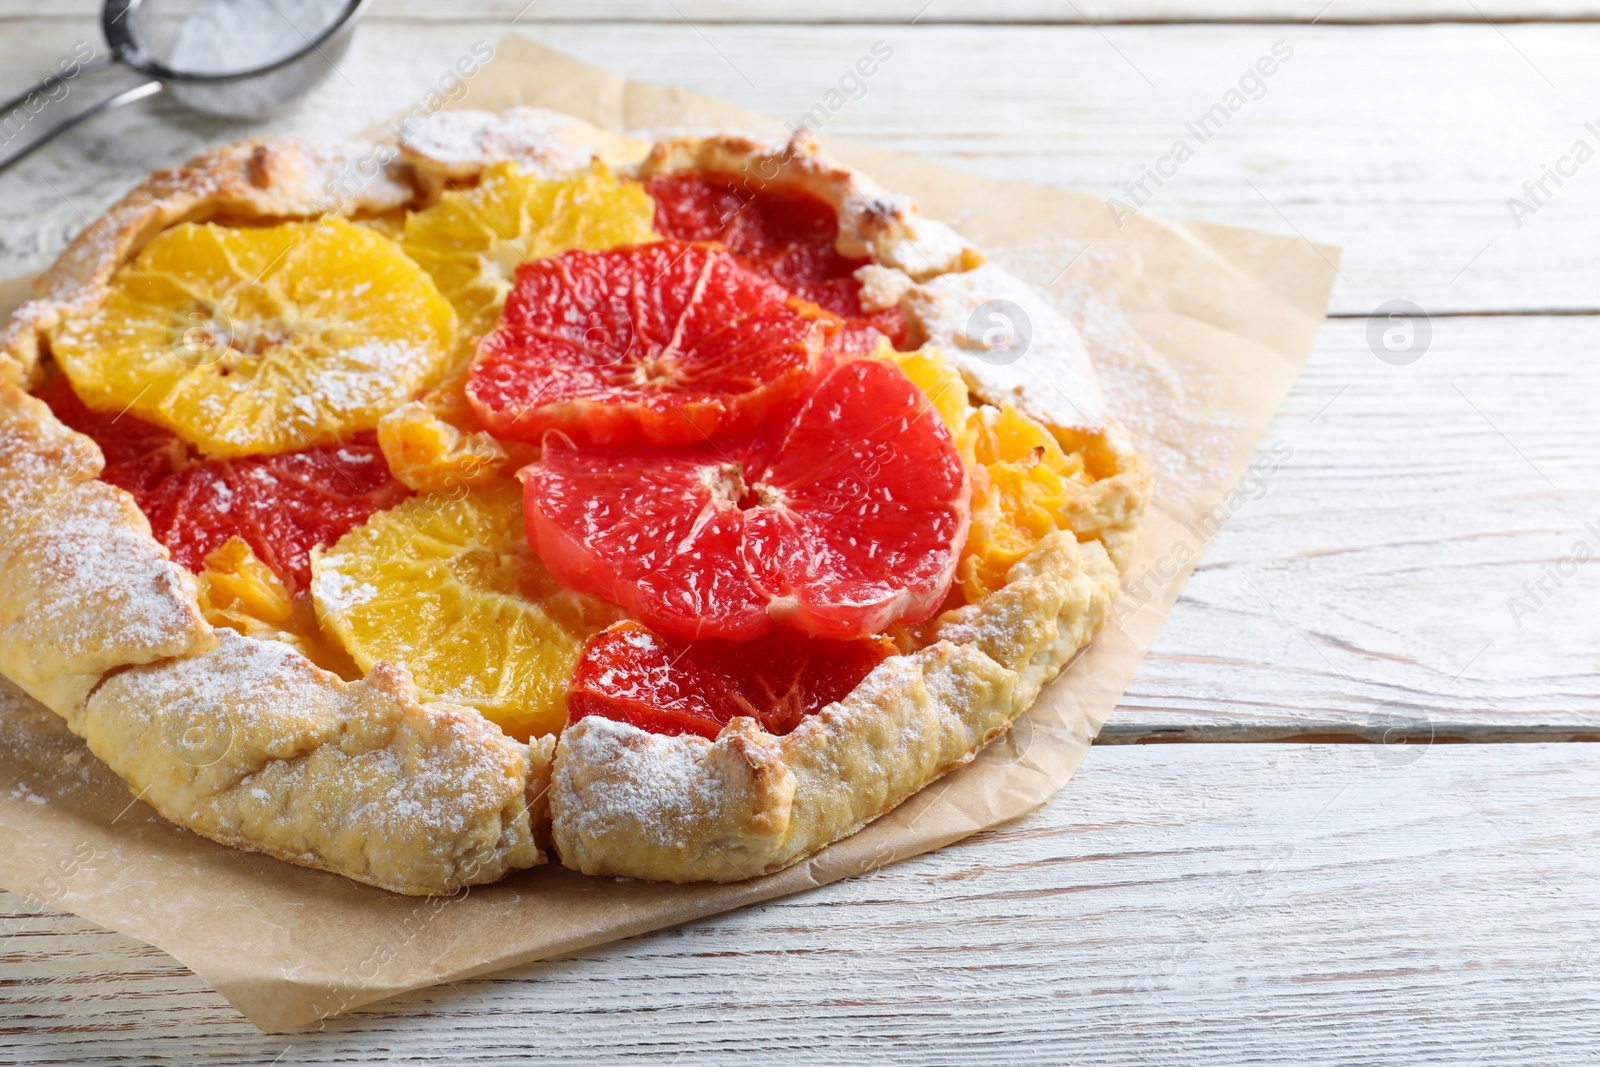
[83,631,549,895]
[0,379,212,719]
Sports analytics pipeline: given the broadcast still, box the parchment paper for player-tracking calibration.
[0,35,1338,1032]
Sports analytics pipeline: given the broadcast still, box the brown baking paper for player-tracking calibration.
[0,35,1337,1031]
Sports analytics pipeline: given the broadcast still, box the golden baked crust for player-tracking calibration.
[0,379,212,720]
[82,631,549,895]
[0,109,1152,892]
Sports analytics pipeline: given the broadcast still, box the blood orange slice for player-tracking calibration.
[38,374,408,591]
[646,172,909,353]
[568,620,895,739]
[520,356,970,641]
[467,241,834,447]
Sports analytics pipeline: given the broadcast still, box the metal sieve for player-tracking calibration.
[0,0,369,177]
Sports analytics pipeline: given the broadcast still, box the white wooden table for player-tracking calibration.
[2,2,1599,1063]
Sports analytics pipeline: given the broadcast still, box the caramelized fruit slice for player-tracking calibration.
[311,480,620,740]
[401,161,659,344]
[48,218,456,459]
[469,241,834,446]
[36,374,408,591]
[646,171,909,353]
[520,357,970,641]
[569,620,895,739]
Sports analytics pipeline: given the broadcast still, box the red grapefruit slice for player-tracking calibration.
[568,620,895,738]
[39,375,408,591]
[466,241,834,447]
[32,374,185,494]
[139,439,408,591]
[646,172,909,353]
[520,357,970,641]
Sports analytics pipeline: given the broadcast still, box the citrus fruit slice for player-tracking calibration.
[132,436,409,592]
[311,480,621,740]
[646,172,909,353]
[48,217,456,459]
[889,346,1097,602]
[965,403,1094,598]
[569,620,895,739]
[520,356,970,641]
[36,374,409,591]
[194,537,358,677]
[377,400,509,493]
[400,161,659,345]
[468,240,835,447]
[888,346,979,460]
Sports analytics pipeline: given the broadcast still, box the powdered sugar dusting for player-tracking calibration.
[0,429,99,515]
[91,632,540,887]
[3,487,204,663]
[560,718,721,852]
[302,339,429,418]
[993,235,1236,500]
[311,566,377,615]
[904,262,1110,433]
[6,781,47,805]
[401,108,602,178]
[166,0,346,116]
[871,216,969,280]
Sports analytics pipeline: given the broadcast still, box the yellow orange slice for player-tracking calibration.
[400,161,658,344]
[310,479,620,740]
[377,400,508,493]
[49,217,457,459]
[195,537,358,677]
[889,346,1096,602]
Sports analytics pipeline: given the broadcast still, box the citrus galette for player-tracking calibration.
[0,109,1149,894]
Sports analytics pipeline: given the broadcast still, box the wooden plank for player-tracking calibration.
[6,742,1600,1063]
[1111,312,1600,739]
[11,1,1600,24]
[0,20,1597,314]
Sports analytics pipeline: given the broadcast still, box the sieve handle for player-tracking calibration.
[0,57,111,120]
[0,76,163,178]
